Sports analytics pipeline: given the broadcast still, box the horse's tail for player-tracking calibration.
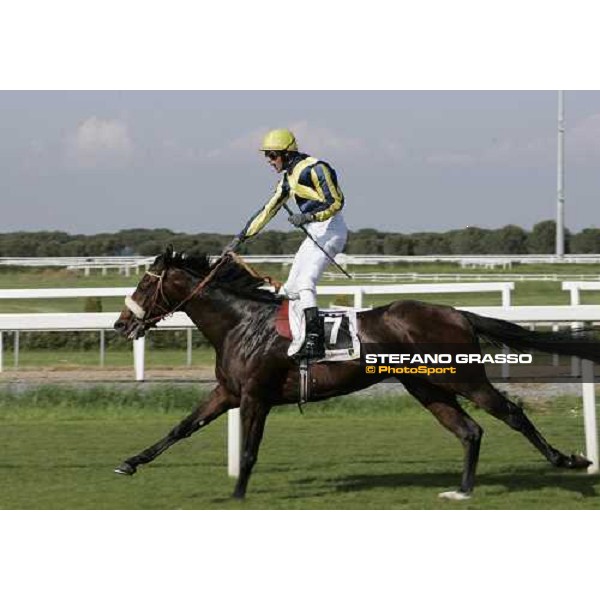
[460,310,600,362]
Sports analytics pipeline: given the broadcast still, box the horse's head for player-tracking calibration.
[115,246,280,339]
[114,245,207,340]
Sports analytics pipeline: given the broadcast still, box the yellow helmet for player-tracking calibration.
[260,128,298,152]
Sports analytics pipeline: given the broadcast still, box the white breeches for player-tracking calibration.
[282,213,348,355]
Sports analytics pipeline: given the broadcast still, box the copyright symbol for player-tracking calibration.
[366,366,376,374]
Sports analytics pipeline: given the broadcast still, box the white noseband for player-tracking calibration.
[125,295,146,320]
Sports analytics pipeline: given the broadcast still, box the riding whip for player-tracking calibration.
[282,204,352,279]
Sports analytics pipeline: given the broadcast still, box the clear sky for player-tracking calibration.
[1,90,599,236]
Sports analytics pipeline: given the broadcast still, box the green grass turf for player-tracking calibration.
[0,388,598,509]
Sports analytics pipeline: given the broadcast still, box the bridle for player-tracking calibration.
[124,252,284,337]
[126,254,231,331]
[137,270,174,325]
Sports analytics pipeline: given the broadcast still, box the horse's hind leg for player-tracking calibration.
[403,378,483,499]
[114,384,237,476]
[461,381,590,470]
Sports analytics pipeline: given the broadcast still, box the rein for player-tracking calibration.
[141,254,230,326]
[228,253,283,293]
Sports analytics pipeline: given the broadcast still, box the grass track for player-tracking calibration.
[1,390,598,509]
[2,265,600,508]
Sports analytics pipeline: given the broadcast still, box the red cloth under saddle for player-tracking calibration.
[275,299,292,340]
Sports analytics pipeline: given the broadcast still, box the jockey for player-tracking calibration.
[224,128,348,360]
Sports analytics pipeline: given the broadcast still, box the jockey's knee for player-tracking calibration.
[295,276,317,292]
[280,284,299,300]
[298,287,317,309]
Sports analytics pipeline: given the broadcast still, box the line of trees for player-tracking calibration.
[2,221,600,257]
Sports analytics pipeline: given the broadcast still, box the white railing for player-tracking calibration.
[5,253,600,269]
[66,265,146,276]
[323,272,600,283]
[317,282,514,309]
[0,311,194,380]
[0,256,152,267]
[0,287,133,299]
[0,282,514,371]
[562,281,600,306]
[1,284,599,477]
[0,282,513,302]
[561,282,600,377]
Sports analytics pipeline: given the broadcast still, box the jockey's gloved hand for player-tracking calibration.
[288,213,315,227]
[223,235,243,255]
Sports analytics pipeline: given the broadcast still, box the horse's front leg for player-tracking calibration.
[232,394,271,499]
[115,384,238,476]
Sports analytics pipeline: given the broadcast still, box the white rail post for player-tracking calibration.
[501,285,511,378]
[228,408,242,477]
[354,287,364,309]
[14,330,19,368]
[570,287,581,377]
[501,284,511,308]
[571,322,582,377]
[133,336,145,381]
[569,287,580,306]
[186,328,193,367]
[581,360,599,473]
[99,330,105,367]
[552,324,560,367]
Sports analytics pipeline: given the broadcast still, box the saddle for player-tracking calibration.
[275,300,361,363]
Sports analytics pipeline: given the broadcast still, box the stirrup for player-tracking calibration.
[293,338,325,362]
[305,337,325,360]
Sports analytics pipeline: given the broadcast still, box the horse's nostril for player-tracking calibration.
[114,320,126,332]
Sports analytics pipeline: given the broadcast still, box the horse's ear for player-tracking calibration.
[164,244,174,265]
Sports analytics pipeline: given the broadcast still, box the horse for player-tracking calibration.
[113,247,597,500]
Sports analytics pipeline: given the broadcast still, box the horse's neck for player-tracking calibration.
[181,296,232,348]
[185,291,267,350]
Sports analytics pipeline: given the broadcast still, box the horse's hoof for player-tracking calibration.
[566,454,592,470]
[114,462,136,476]
[438,490,471,501]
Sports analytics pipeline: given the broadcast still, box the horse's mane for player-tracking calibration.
[157,249,281,305]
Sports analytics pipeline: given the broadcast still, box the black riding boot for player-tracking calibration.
[296,307,325,361]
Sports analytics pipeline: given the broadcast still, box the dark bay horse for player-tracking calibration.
[113,248,597,500]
